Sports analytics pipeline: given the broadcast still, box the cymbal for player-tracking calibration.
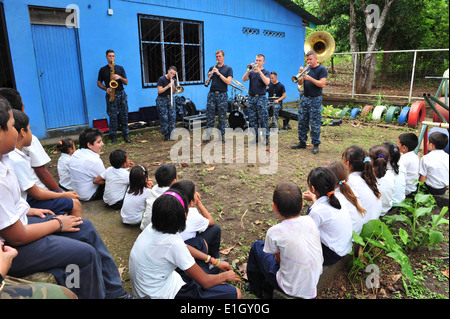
[232,78,244,89]
[268,96,279,100]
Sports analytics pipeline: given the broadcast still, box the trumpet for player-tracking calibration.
[246,63,258,72]
[204,63,218,87]
[291,65,310,83]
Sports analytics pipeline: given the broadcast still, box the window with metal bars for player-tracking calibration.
[138,14,204,87]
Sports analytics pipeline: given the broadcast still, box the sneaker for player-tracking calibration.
[313,145,319,154]
[291,141,306,149]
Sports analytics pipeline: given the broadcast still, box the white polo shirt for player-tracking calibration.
[377,171,395,216]
[22,135,51,168]
[399,151,420,194]
[179,207,210,241]
[335,188,365,235]
[57,153,72,190]
[419,149,449,189]
[264,215,323,299]
[309,196,353,257]
[140,185,170,230]
[100,167,130,206]
[8,148,47,199]
[348,171,382,223]
[69,148,105,201]
[0,155,30,242]
[121,187,151,224]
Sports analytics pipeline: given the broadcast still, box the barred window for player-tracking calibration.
[138,14,204,87]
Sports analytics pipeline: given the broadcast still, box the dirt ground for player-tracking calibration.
[45,108,449,300]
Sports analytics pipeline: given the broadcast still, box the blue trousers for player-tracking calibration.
[297,95,322,146]
[247,240,281,293]
[106,90,129,136]
[248,96,269,139]
[8,215,126,299]
[205,92,228,136]
[26,192,73,215]
[156,96,176,137]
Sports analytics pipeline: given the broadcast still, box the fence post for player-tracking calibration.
[409,51,418,102]
[352,53,357,98]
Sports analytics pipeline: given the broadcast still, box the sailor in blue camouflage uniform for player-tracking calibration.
[267,71,286,126]
[97,49,130,144]
[291,50,327,154]
[242,54,271,145]
[203,50,233,143]
[156,66,178,141]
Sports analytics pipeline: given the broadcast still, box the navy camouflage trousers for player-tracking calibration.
[248,95,269,139]
[106,90,129,136]
[297,95,322,146]
[205,92,228,136]
[156,96,176,137]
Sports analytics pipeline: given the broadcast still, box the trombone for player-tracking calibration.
[170,72,184,108]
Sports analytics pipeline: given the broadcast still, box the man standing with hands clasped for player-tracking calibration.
[291,50,327,155]
[97,50,130,144]
[242,54,271,146]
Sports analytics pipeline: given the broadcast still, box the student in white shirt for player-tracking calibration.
[419,131,449,195]
[382,142,406,205]
[168,180,220,258]
[327,161,366,235]
[94,149,134,209]
[303,167,353,266]
[342,145,382,223]
[120,165,152,225]
[369,145,394,216]
[56,138,76,191]
[140,163,177,230]
[397,133,420,195]
[247,182,323,299]
[129,190,242,299]
[9,110,82,217]
[69,128,105,201]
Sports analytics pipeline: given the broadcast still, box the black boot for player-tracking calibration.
[110,135,117,144]
[123,134,131,143]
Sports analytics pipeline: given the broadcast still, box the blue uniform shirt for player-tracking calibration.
[157,75,178,97]
[304,64,327,97]
[248,69,271,96]
[209,64,233,92]
[98,64,127,91]
[267,81,286,105]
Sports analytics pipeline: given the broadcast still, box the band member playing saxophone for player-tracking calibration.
[203,50,233,143]
[242,54,271,145]
[97,49,130,144]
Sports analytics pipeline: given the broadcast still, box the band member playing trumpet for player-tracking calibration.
[97,49,130,144]
[267,71,286,123]
[156,66,178,141]
[203,50,233,143]
[291,50,327,154]
[242,54,271,145]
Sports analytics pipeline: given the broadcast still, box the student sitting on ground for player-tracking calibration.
[0,99,135,299]
[397,133,420,196]
[140,163,177,230]
[56,138,76,191]
[94,149,134,209]
[382,142,406,206]
[8,110,82,217]
[303,167,353,266]
[246,181,323,299]
[120,165,153,225]
[419,131,449,195]
[327,161,366,235]
[168,180,221,259]
[369,145,393,216]
[69,127,106,201]
[342,145,382,223]
[129,189,242,299]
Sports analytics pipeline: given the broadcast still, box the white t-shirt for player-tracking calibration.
[129,226,195,299]
[121,187,151,225]
[419,149,449,189]
[22,135,51,168]
[264,216,323,299]
[140,185,170,230]
[308,196,353,257]
[8,148,47,199]
[100,167,130,206]
[389,164,406,205]
[347,172,382,223]
[179,207,210,241]
[335,188,365,236]
[0,155,30,242]
[69,148,105,201]
[377,171,395,216]
[399,151,420,194]
[57,153,72,190]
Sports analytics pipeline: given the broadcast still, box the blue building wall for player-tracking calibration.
[1,0,307,139]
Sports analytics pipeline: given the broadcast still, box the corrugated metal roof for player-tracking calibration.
[273,0,324,25]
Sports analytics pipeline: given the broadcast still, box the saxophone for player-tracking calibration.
[109,61,119,102]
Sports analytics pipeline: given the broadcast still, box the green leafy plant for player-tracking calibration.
[383,182,449,250]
